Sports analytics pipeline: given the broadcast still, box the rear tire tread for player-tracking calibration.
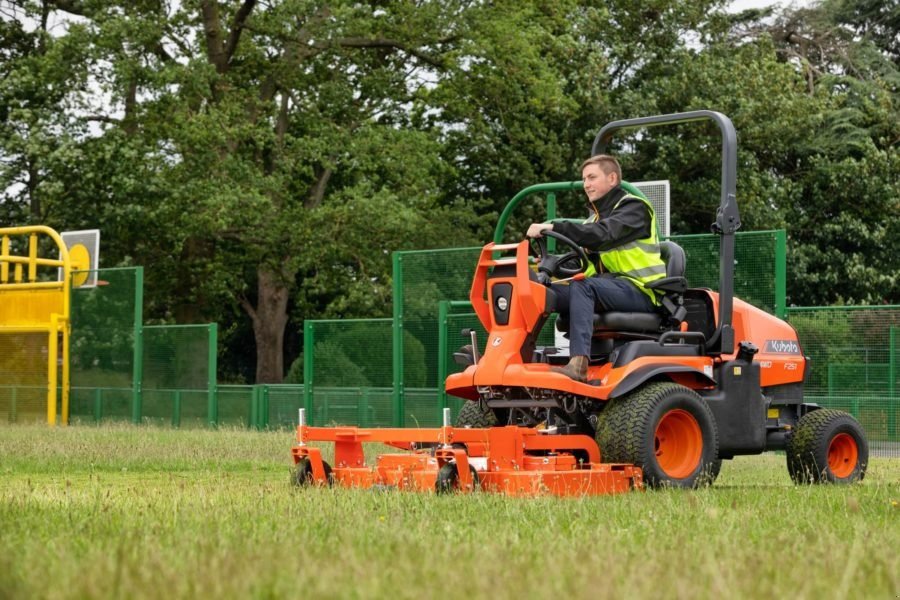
[596,382,719,488]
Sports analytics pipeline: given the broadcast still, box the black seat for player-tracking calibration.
[556,241,688,335]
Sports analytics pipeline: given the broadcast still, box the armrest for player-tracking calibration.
[646,276,687,294]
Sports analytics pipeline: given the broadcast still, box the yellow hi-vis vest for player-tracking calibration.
[583,194,666,306]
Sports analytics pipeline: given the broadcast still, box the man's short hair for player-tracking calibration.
[581,155,621,182]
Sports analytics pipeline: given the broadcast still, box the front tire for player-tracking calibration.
[786,408,868,484]
[292,458,334,487]
[435,463,480,494]
[596,382,719,489]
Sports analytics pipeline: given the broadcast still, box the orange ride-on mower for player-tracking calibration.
[292,110,868,495]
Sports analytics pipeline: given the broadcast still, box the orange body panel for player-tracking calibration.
[469,241,547,335]
[711,293,807,387]
[292,424,642,497]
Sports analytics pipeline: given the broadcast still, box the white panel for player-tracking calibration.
[633,180,670,237]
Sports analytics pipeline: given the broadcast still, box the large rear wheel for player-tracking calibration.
[596,382,719,488]
[786,409,868,484]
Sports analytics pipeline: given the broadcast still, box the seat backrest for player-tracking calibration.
[659,241,685,279]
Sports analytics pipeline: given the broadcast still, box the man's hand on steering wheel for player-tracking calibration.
[526,223,553,239]
[526,225,591,284]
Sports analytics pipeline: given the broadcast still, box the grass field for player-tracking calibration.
[1,423,898,600]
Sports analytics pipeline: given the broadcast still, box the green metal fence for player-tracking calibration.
[392,248,481,426]
[787,306,899,456]
[303,318,394,426]
[60,266,300,429]
[673,230,786,317]
[69,267,143,423]
[141,324,217,427]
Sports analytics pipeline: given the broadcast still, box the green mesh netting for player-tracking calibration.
[398,248,482,388]
[69,268,141,422]
[396,249,482,426]
[306,319,393,426]
[266,385,305,429]
[218,385,255,427]
[0,332,50,423]
[672,231,780,314]
[142,324,213,426]
[788,308,899,455]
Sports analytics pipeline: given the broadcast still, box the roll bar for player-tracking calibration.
[592,110,739,354]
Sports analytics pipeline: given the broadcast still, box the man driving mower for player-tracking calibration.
[526,155,666,382]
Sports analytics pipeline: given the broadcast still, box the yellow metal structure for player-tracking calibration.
[0,226,84,425]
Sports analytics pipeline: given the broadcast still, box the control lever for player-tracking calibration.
[460,328,480,364]
[554,273,586,284]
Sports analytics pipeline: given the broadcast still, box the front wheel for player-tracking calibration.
[292,457,334,487]
[596,382,719,489]
[786,409,868,484]
[435,463,480,494]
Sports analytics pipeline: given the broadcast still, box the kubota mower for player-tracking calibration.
[292,110,868,495]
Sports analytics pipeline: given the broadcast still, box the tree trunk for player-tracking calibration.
[249,266,290,383]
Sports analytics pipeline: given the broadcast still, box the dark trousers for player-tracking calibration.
[552,275,655,357]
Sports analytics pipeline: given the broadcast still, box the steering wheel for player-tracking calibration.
[529,230,591,280]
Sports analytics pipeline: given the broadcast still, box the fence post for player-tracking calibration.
[250,386,259,430]
[261,385,270,429]
[172,390,182,428]
[93,388,102,423]
[132,267,144,425]
[889,326,897,439]
[437,300,449,416]
[775,230,787,319]
[303,321,314,426]
[358,388,368,427]
[392,252,405,427]
[207,324,218,427]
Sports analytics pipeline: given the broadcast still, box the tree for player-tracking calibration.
[0,0,488,382]
[608,0,899,305]
[742,0,900,304]
[0,3,93,225]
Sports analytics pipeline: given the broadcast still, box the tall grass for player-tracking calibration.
[1,423,897,599]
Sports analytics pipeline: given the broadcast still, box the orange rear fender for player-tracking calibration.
[599,356,716,399]
[450,356,714,403]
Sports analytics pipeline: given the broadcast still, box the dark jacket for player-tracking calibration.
[551,185,652,251]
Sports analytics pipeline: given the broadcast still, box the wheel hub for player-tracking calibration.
[827,433,858,478]
[654,409,703,479]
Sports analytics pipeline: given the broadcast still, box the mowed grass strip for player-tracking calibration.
[1,423,898,600]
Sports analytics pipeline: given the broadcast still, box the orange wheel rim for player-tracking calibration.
[654,409,703,479]
[827,433,858,478]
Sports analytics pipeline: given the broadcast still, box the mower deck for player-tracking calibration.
[292,420,642,497]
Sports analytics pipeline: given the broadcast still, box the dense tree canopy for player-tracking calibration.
[0,0,896,382]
